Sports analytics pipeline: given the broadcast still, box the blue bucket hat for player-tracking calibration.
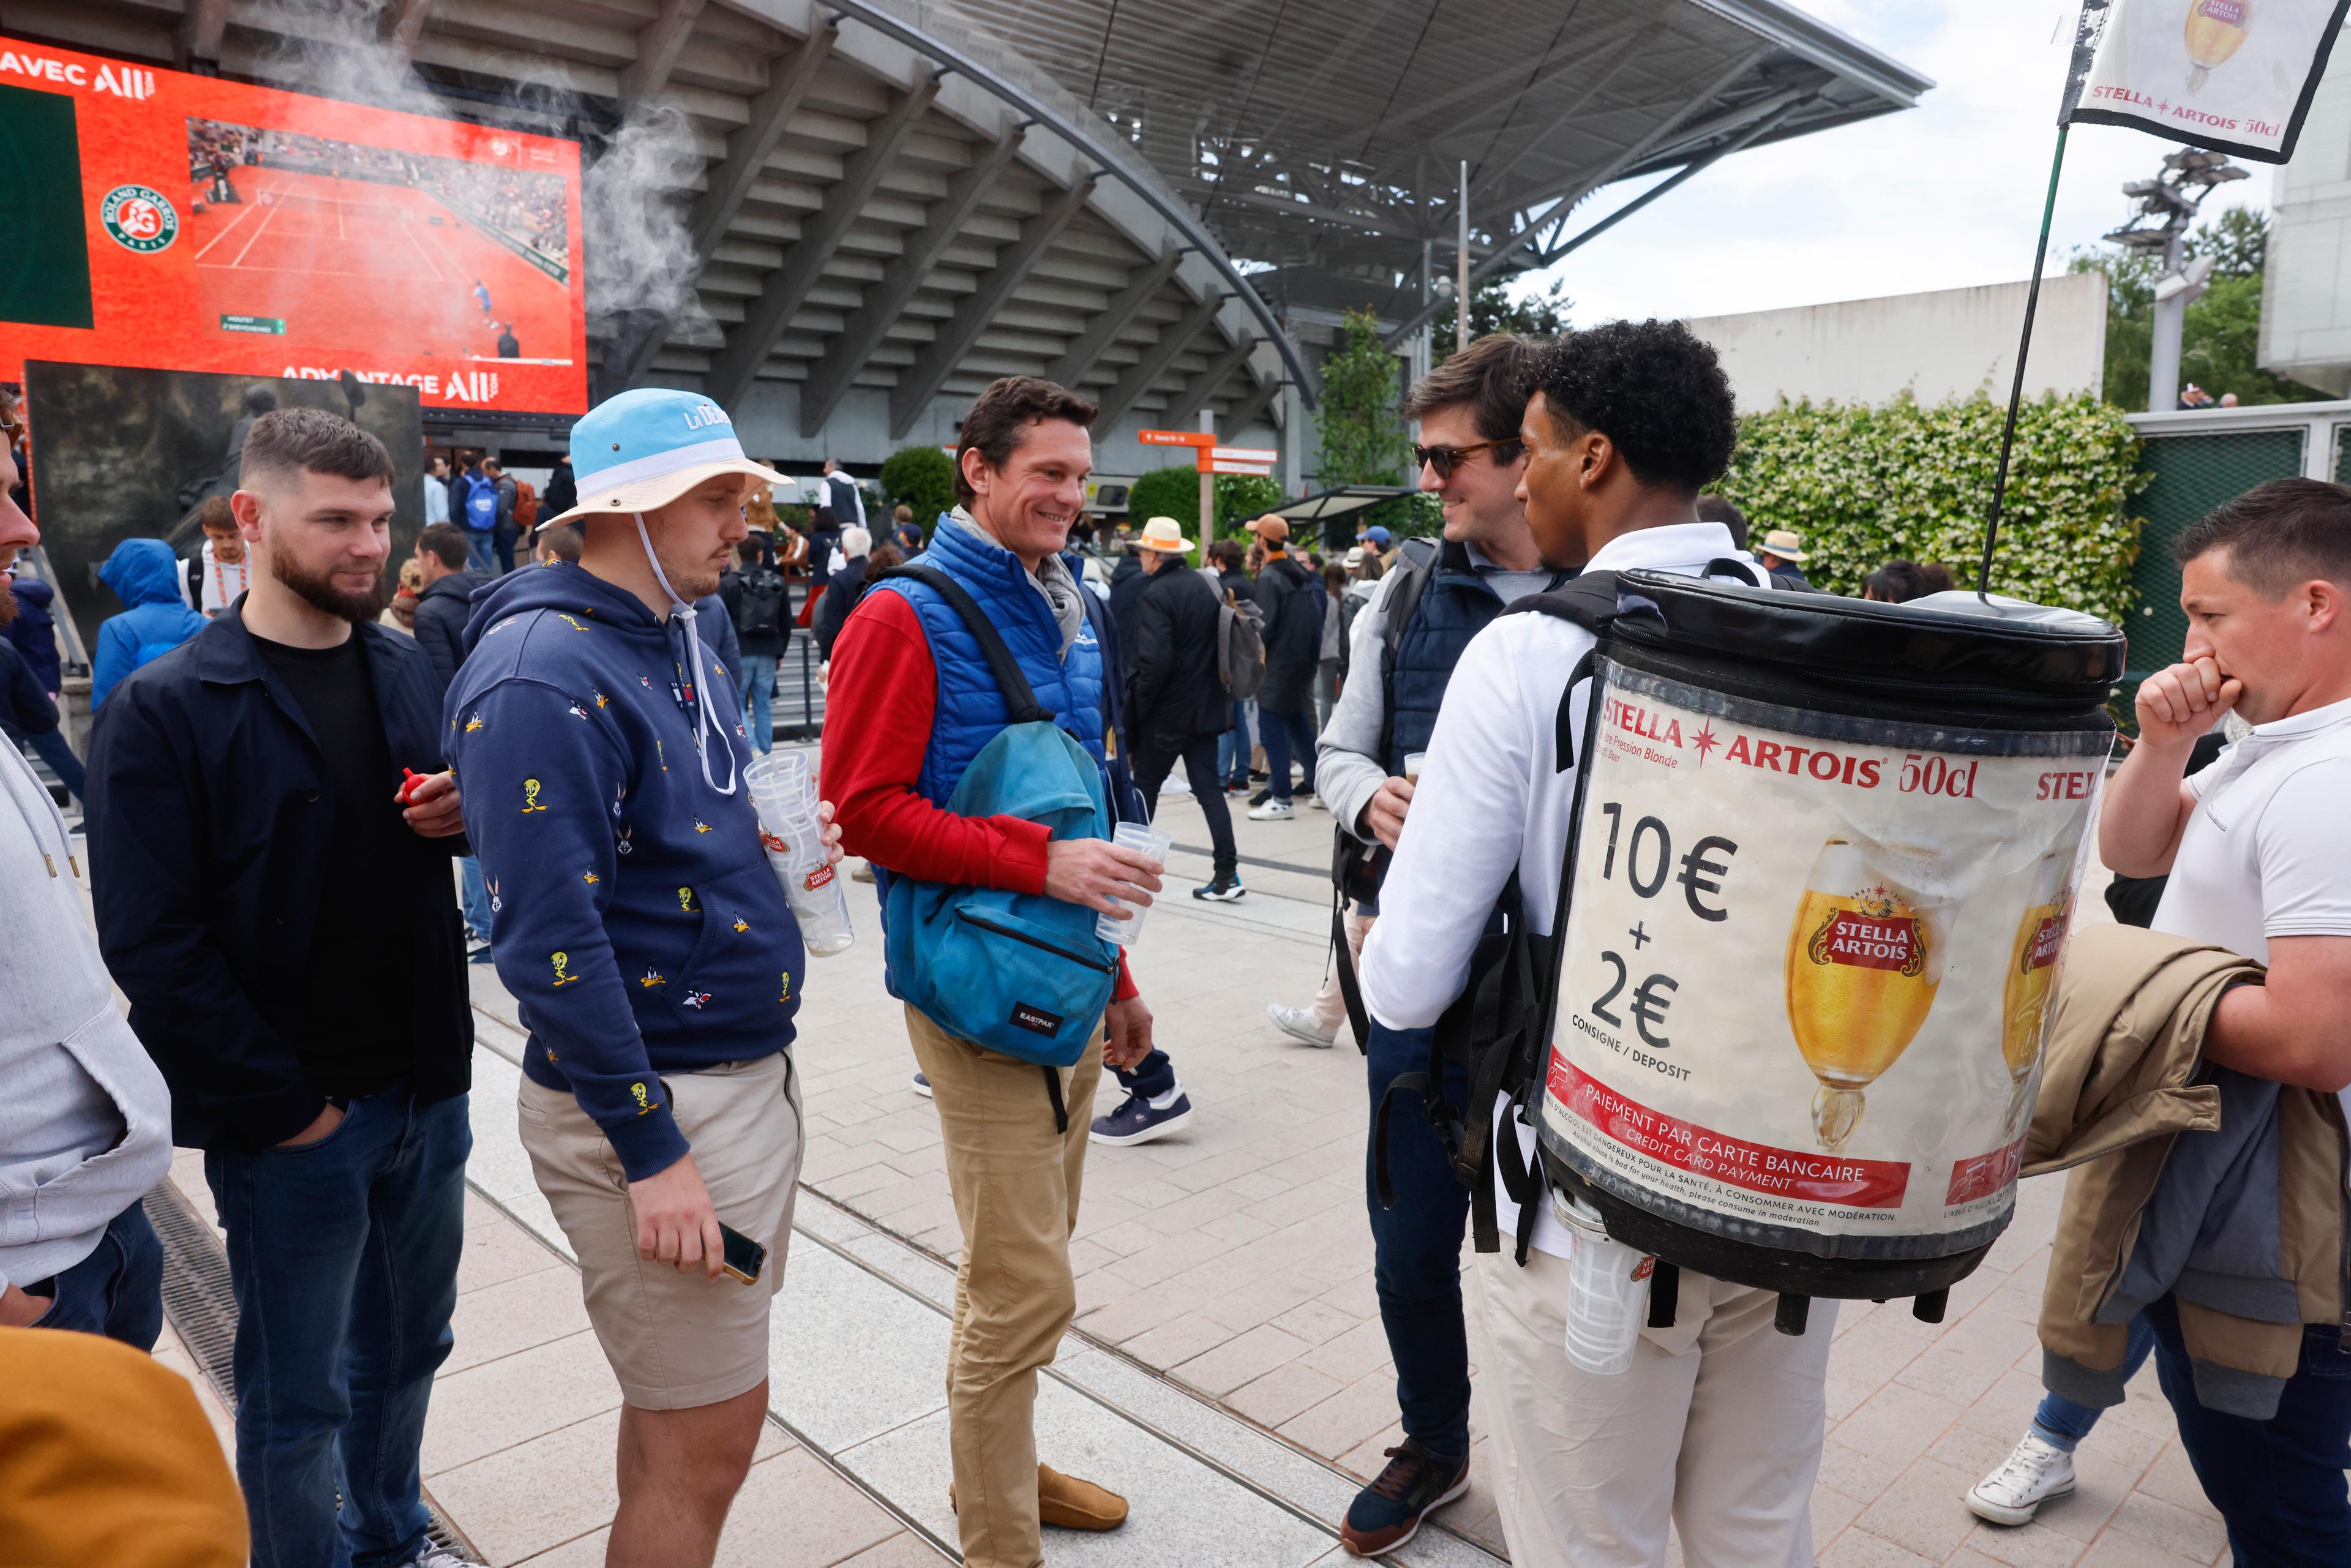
[542,387,783,529]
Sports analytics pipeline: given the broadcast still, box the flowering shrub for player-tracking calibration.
[1716,391,2146,625]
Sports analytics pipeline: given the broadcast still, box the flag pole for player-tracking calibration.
[1977,123,2071,599]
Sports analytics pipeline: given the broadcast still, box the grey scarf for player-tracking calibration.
[947,508,1083,655]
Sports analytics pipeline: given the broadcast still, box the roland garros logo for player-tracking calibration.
[100,184,178,252]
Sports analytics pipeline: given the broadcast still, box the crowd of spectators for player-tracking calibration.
[182,120,568,258]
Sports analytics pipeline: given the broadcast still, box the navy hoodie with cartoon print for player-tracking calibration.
[445,560,803,1181]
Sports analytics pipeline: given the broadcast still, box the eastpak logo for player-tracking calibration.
[1009,1001,1063,1037]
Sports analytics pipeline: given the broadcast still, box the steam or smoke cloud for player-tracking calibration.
[577,99,710,343]
[246,1,711,353]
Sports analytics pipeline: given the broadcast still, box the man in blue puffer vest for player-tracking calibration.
[826,375,1162,1568]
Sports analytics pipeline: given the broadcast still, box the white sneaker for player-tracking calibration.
[1267,1003,1337,1048]
[1248,798,1295,820]
[403,1547,486,1568]
[1966,1431,2075,1526]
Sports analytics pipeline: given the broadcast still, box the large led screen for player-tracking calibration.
[1,37,586,413]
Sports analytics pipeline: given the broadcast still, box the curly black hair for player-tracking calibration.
[1529,319,1736,492]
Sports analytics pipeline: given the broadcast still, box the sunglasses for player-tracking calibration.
[1411,437,1524,479]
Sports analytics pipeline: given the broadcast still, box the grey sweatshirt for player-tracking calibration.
[0,741,172,1294]
[1314,547,1557,839]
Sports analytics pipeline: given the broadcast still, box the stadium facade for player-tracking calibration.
[15,0,1926,483]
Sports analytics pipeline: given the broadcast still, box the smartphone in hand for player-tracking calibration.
[718,1221,767,1286]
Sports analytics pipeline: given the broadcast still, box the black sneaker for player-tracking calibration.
[1340,1442,1469,1557]
[1192,875,1246,902]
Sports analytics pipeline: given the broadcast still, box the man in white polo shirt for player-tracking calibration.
[1361,320,1833,1567]
[2096,476,2351,1561]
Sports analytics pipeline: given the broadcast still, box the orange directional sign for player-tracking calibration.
[1138,429,1215,448]
[1141,429,1277,476]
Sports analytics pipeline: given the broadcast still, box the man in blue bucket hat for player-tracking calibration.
[446,388,841,1567]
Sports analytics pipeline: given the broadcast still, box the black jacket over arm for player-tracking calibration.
[86,615,473,1152]
[1125,562,1231,751]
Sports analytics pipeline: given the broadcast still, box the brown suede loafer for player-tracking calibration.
[950,1465,1130,1531]
[1039,1464,1128,1530]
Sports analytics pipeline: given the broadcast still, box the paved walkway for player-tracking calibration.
[136,757,2248,1566]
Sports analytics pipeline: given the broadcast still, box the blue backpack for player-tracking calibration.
[461,470,498,530]
[879,566,1120,1120]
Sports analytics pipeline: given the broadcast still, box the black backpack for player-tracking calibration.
[737,562,789,637]
[1370,560,1808,1264]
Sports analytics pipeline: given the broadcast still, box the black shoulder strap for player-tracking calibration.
[872,565,1050,725]
[1499,571,1624,771]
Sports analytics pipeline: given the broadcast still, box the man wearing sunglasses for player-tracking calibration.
[1265,331,1564,1556]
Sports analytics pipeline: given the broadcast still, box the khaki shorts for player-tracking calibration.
[517,1052,801,1410]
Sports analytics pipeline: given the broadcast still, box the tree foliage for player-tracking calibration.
[1123,465,1283,560]
[1431,277,1572,357]
[1317,308,1411,487]
[2066,207,2325,411]
[1715,391,2146,624]
[879,443,958,525]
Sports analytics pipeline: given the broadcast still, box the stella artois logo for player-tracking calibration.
[100,184,178,252]
[2020,912,2066,974]
[1807,887,1925,977]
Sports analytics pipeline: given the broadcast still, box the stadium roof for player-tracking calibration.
[15,0,1925,447]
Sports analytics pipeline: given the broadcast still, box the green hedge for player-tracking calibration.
[879,444,958,527]
[1123,465,1283,559]
[1715,391,2146,625]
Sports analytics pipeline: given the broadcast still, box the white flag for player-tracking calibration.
[2061,0,2351,162]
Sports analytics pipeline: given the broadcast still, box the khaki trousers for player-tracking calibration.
[1469,1247,1836,1568]
[1305,907,1374,1038]
[903,1004,1103,1568]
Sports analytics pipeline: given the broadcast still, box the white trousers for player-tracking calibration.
[1469,1247,1837,1568]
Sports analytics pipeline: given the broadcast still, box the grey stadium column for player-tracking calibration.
[703,72,945,411]
[378,0,437,53]
[1161,336,1259,429]
[800,126,1026,438]
[1042,250,1182,392]
[887,175,1097,438]
[619,0,710,111]
[1092,293,1222,432]
[1224,375,1284,437]
[617,24,840,389]
[178,0,229,65]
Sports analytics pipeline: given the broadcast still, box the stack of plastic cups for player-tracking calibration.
[743,752,855,956]
[1093,822,1172,947]
[1555,1191,1654,1375]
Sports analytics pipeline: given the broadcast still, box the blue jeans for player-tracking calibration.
[493,524,519,575]
[18,727,84,803]
[2147,1292,2351,1564]
[1261,705,1316,801]
[204,1087,470,1568]
[463,528,495,573]
[2032,1317,2155,1450]
[29,1199,162,1349]
[1114,1049,1177,1101]
[458,857,492,946]
[740,652,778,754]
[1218,700,1254,787]
[1364,1019,1471,1460]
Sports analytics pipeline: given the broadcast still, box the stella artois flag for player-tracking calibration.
[2061,0,2351,162]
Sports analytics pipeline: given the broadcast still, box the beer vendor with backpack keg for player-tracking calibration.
[1363,323,2121,1567]
[824,375,1160,1568]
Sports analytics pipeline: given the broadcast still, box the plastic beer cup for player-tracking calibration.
[1094,822,1172,945]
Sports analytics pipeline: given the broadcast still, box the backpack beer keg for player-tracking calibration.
[1534,572,2125,1322]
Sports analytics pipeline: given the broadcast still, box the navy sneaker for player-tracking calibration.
[1340,1442,1469,1557]
[912,1071,932,1099]
[1089,1091,1193,1146]
[1192,874,1246,902]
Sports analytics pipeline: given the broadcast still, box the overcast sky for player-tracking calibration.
[1516,0,2275,326]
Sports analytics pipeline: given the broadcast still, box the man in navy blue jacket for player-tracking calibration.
[447,388,837,1568]
[89,409,475,1568]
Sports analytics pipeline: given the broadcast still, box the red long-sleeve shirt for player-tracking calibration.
[823,589,1136,1000]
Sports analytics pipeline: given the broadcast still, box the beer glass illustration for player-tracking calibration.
[1785,838,1943,1153]
[2183,0,2249,93]
[1999,852,2072,1135]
